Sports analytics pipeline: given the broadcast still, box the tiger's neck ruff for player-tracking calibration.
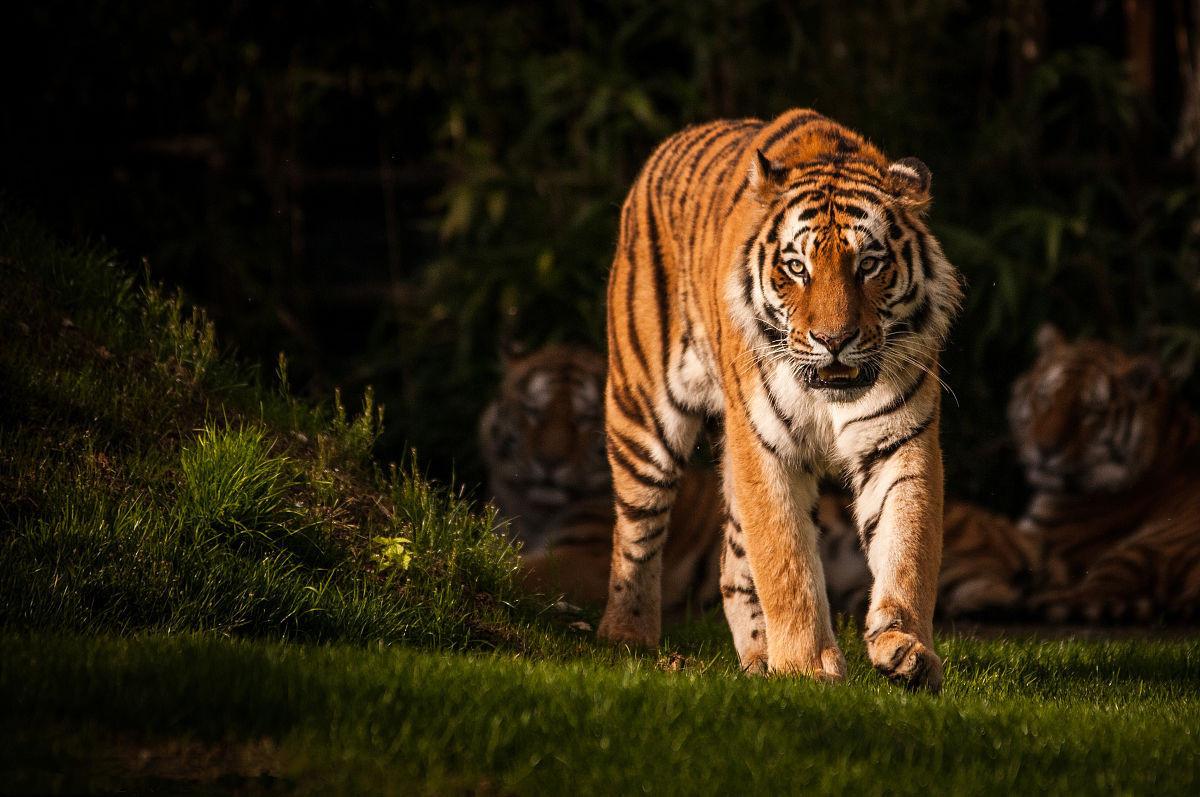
[597,109,962,690]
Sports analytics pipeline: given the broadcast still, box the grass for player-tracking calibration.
[3,629,1199,795]
[2,207,1199,795]
[0,207,526,648]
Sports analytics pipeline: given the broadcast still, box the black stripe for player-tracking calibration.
[608,440,678,491]
[857,474,920,543]
[676,123,755,213]
[616,494,671,521]
[645,195,672,362]
[916,231,934,280]
[630,524,668,545]
[610,428,672,476]
[759,110,824,154]
[633,384,690,468]
[857,407,937,486]
[840,369,929,432]
[623,546,663,564]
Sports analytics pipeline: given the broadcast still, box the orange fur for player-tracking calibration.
[597,110,962,689]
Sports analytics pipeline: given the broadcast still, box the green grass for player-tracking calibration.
[3,629,1199,795]
[3,208,1200,794]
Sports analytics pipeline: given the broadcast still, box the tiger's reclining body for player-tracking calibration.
[1010,325,1200,621]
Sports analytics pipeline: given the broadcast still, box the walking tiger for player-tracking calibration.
[597,109,962,689]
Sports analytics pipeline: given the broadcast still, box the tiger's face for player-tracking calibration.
[479,344,610,545]
[741,143,959,402]
[1009,325,1164,494]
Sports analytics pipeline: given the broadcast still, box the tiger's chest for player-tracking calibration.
[667,332,839,472]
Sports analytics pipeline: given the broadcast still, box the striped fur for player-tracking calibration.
[597,109,962,689]
[1010,325,1200,622]
[480,344,722,615]
[817,495,1041,620]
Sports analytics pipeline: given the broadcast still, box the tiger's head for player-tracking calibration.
[735,121,962,402]
[1009,325,1168,494]
[479,344,610,547]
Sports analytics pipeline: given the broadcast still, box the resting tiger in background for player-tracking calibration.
[479,344,723,616]
[598,108,963,690]
[1010,325,1200,621]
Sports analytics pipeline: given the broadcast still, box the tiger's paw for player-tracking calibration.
[596,610,659,649]
[866,629,943,693]
[739,654,769,676]
[766,643,846,683]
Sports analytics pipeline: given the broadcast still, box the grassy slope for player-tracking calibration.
[0,210,526,649]
[2,210,1199,795]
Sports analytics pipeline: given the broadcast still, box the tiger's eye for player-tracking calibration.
[782,257,809,282]
[858,256,886,278]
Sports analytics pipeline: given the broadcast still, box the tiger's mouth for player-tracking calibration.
[808,362,876,391]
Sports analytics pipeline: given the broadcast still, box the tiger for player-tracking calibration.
[816,493,1041,621]
[597,108,962,690]
[1009,324,1200,622]
[479,343,724,616]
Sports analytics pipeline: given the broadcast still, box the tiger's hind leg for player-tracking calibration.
[720,512,768,673]
[596,387,702,648]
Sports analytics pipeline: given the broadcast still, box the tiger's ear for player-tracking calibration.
[1124,356,1163,400]
[749,149,787,199]
[887,157,932,208]
[499,337,530,367]
[1035,323,1065,352]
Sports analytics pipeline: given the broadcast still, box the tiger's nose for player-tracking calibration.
[809,327,860,356]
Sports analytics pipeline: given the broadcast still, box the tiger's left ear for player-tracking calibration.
[887,157,933,209]
[749,149,787,200]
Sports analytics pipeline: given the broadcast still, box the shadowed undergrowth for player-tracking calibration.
[0,208,525,648]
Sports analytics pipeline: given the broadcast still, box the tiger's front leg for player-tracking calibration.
[723,411,846,680]
[596,385,701,648]
[852,419,945,692]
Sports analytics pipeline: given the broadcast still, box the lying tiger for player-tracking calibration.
[481,343,1039,624]
[1011,325,1200,622]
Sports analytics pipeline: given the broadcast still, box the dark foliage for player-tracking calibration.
[2,1,1197,512]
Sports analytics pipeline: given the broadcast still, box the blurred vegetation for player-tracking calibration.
[2,0,1198,511]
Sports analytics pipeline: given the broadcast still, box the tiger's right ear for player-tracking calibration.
[749,149,787,199]
[1036,323,1065,352]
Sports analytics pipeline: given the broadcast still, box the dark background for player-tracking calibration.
[3,0,1198,514]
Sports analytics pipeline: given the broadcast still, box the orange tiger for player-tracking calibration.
[479,344,723,615]
[598,109,962,689]
[1010,325,1200,621]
